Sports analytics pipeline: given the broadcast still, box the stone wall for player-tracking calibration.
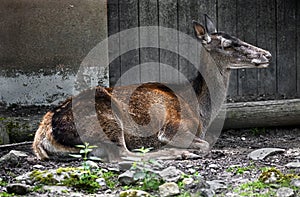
[0,0,108,106]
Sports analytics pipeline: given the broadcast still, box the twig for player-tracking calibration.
[0,141,33,149]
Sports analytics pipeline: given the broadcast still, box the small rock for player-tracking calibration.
[208,164,218,169]
[15,172,31,182]
[200,188,215,197]
[119,161,133,171]
[6,183,30,195]
[120,189,151,197]
[291,179,300,187]
[159,166,183,182]
[96,178,107,187]
[33,164,45,169]
[225,192,240,197]
[206,180,227,193]
[0,150,28,165]
[248,148,285,160]
[118,170,135,185]
[108,167,120,173]
[188,168,196,174]
[182,178,194,186]
[159,182,180,197]
[85,160,99,169]
[241,137,246,141]
[43,186,71,195]
[285,162,300,168]
[276,187,294,197]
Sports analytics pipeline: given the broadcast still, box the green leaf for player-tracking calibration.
[80,150,86,154]
[69,154,82,158]
[88,156,102,161]
[88,145,98,149]
[75,145,86,149]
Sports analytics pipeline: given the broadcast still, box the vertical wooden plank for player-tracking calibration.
[178,0,216,83]
[178,0,196,83]
[119,0,140,85]
[237,0,258,97]
[217,0,238,100]
[158,0,179,83]
[108,0,121,87]
[257,0,277,98]
[198,0,217,20]
[297,0,300,97]
[139,0,160,83]
[277,0,297,98]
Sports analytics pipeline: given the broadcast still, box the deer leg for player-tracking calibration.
[157,120,210,153]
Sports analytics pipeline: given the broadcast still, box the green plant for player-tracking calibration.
[130,147,164,191]
[102,171,118,189]
[250,128,266,136]
[234,167,300,196]
[0,192,14,197]
[67,142,102,193]
[226,164,256,175]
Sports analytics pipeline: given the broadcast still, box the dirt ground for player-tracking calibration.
[0,127,299,196]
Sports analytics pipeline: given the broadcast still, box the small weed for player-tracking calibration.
[234,167,300,196]
[0,192,14,197]
[129,147,164,191]
[250,128,266,136]
[226,164,256,175]
[102,171,118,189]
[67,142,102,193]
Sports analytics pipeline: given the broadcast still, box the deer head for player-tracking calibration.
[193,15,271,70]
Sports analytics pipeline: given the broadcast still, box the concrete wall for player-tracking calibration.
[0,0,108,106]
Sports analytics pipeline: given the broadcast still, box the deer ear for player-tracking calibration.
[204,14,217,34]
[193,20,206,39]
[193,20,211,43]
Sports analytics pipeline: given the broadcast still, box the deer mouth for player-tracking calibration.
[251,54,271,68]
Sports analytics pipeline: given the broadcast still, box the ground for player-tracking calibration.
[0,127,299,196]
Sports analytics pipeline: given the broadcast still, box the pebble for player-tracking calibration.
[159,182,180,197]
[200,188,215,197]
[96,178,107,187]
[248,148,285,160]
[85,160,99,169]
[0,150,28,165]
[208,164,219,169]
[182,178,194,186]
[159,166,183,182]
[43,185,71,195]
[206,180,227,192]
[6,183,30,195]
[33,164,45,169]
[118,170,135,185]
[276,187,294,197]
[291,179,300,187]
[285,162,300,168]
[119,161,133,171]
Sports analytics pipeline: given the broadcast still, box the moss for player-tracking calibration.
[56,167,77,175]
[234,167,300,196]
[30,169,58,185]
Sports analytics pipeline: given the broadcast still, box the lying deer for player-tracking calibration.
[33,15,271,161]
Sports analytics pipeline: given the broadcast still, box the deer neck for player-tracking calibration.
[191,61,231,130]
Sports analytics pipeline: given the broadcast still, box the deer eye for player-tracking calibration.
[221,38,232,48]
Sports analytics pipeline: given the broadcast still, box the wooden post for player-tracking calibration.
[220,99,300,129]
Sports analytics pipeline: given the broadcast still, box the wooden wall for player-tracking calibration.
[107,0,300,102]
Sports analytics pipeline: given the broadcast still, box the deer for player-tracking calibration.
[32,14,271,162]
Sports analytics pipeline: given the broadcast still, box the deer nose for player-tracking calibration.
[264,51,272,61]
[259,54,270,64]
